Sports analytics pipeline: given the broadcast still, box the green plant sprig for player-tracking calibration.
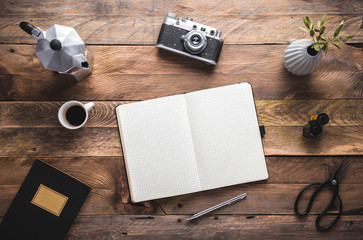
[299,14,354,54]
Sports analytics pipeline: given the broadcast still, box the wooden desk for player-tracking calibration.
[0,1,362,239]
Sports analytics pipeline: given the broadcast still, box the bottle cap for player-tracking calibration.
[317,113,329,125]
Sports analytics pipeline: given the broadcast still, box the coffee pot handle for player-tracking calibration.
[20,21,35,35]
[20,21,44,40]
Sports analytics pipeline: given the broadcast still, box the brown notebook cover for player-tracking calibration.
[0,159,91,240]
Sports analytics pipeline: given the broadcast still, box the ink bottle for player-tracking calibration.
[303,113,329,138]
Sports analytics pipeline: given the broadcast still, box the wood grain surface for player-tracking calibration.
[0,0,362,239]
[0,44,362,100]
[1,99,362,156]
[1,157,362,216]
[0,215,362,239]
[2,0,362,17]
[1,100,362,128]
[1,15,362,45]
[1,0,362,45]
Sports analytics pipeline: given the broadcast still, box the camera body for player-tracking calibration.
[156,13,224,65]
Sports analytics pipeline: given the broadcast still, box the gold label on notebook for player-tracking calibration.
[31,184,68,217]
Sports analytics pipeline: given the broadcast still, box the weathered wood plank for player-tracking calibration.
[1,15,361,44]
[1,183,361,216]
[1,0,361,17]
[64,215,363,239]
[1,157,361,216]
[266,156,363,185]
[0,0,153,16]
[1,215,362,239]
[2,43,362,77]
[0,157,123,188]
[263,125,363,155]
[0,127,122,157]
[0,100,362,128]
[256,100,363,126]
[158,183,363,215]
[1,157,361,185]
[0,44,362,100]
[1,125,362,156]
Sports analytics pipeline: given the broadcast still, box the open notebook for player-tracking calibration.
[116,83,268,202]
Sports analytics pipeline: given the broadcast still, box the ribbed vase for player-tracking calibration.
[283,39,323,76]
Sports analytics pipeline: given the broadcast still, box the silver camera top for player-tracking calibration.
[164,13,222,39]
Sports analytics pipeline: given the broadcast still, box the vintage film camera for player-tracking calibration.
[156,13,224,65]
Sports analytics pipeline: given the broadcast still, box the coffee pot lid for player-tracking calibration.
[20,22,87,73]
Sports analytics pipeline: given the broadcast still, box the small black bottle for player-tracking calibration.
[303,113,329,138]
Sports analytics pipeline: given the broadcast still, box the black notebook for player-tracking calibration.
[0,159,91,240]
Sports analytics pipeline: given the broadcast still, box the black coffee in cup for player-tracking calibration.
[66,105,86,126]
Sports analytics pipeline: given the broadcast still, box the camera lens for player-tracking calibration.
[191,34,201,45]
[182,31,207,55]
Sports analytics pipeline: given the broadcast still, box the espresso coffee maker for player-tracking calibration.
[20,21,93,81]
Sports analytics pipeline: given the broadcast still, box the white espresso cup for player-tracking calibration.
[58,101,94,129]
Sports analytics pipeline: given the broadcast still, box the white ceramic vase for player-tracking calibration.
[283,39,323,76]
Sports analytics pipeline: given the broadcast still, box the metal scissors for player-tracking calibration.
[294,157,352,231]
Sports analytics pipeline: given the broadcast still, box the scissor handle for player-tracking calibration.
[294,182,321,216]
[315,194,343,231]
[294,178,339,215]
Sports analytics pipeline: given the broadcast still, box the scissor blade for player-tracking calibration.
[338,159,352,182]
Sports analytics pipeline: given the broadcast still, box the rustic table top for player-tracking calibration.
[0,1,362,239]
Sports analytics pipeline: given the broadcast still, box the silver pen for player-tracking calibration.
[186,192,247,221]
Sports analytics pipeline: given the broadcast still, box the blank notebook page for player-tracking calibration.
[185,83,268,190]
[116,95,201,203]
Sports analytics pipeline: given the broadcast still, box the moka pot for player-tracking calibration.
[20,21,93,81]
